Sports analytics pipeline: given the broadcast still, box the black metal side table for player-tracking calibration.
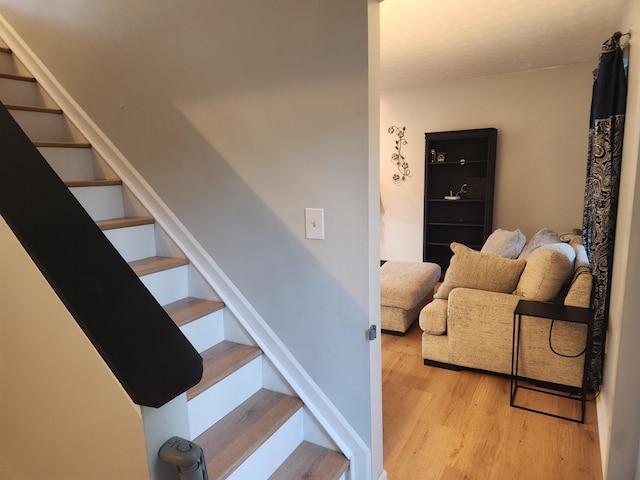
[510,299,593,423]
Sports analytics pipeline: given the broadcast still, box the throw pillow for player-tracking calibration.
[480,228,526,258]
[515,242,576,302]
[434,242,526,300]
[518,228,560,260]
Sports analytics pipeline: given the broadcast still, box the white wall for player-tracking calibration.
[0,219,149,479]
[0,0,378,466]
[380,64,594,261]
[598,3,640,478]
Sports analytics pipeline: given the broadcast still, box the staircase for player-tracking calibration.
[0,38,350,479]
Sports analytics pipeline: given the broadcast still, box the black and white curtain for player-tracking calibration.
[582,32,628,391]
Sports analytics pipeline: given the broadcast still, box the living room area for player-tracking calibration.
[378,1,640,479]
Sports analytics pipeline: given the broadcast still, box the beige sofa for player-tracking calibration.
[419,229,593,388]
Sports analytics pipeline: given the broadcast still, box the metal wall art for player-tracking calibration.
[388,125,411,185]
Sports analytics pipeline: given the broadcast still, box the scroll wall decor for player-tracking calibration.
[388,126,410,185]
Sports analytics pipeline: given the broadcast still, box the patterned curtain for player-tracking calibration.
[582,32,628,391]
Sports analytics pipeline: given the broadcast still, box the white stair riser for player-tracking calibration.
[9,109,83,142]
[0,51,30,77]
[228,409,304,480]
[138,265,189,305]
[179,309,225,353]
[302,408,340,451]
[188,357,262,439]
[38,147,96,182]
[69,185,124,221]
[103,224,156,262]
[223,314,257,346]
[0,78,46,107]
[0,51,18,73]
[262,358,295,397]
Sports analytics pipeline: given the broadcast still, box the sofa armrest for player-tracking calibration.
[564,271,593,308]
[446,288,522,374]
[419,299,448,335]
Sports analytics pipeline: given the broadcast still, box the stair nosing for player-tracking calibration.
[164,297,225,327]
[187,341,262,400]
[34,141,91,148]
[5,103,62,114]
[128,255,189,276]
[66,179,123,188]
[0,71,35,82]
[96,216,154,231]
[268,441,350,480]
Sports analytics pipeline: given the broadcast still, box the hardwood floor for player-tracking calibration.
[382,322,602,480]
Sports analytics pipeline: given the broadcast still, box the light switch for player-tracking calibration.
[305,208,325,240]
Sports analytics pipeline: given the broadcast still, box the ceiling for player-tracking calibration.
[379,0,631,90]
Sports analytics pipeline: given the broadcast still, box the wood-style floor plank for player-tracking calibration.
[187,341,262,400]
[382,322,602,480]
[33,140,91,148]
[4,103,62,114]
[65,179,122,188]
[269,441,349,480]
[195,389,302,479]
[96,216,154,231]
[164,297,225,327]
[0,71,35,82]
[128,255,188,276]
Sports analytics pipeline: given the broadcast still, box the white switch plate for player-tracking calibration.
[305,208,325,240]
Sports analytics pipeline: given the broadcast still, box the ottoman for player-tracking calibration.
[381,261,441,334]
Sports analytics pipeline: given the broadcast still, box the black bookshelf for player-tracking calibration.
[423,128,497,274]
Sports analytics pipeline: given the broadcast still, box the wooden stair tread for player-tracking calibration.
[187,341,262,399]
[96,216,154,231]
[128,255,189,276]
[195,389,303,478]
[269,441,349,480]
[66,179,122,188]
[33,141,91,148]
[0,71,35,82]
[164,297,225,327]
[5,103,62,114]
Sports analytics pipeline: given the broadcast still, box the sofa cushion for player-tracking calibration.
[516,243,576,302]
[563,243,592,308]
[480,228,526,258]
[434,243,526,300]
[518,228,561,260]
[572,242,590,272]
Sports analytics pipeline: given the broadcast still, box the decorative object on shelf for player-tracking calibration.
[388,126,411,185]
[444,183,467,200]
[436,152,446,163]
[430,149,436,162]
[444,192,460,201]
